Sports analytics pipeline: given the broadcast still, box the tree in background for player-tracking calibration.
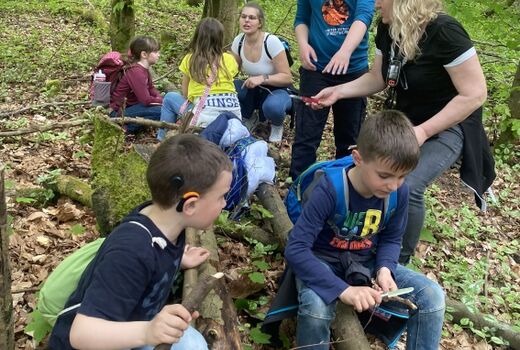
[110,0,135,53]
[501,62,520,145]
[202,0,239,45]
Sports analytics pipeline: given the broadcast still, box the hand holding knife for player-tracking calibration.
[289,94,320,104]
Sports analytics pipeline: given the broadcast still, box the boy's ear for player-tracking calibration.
[351,149,363,166]
[180,196,199,216]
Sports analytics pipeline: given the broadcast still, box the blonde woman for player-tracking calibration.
[313,0,495,264]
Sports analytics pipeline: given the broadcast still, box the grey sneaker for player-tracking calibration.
[269,124,284,142]
[243,110,260,131]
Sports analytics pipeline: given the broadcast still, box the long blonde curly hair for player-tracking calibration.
[389,0,444,61]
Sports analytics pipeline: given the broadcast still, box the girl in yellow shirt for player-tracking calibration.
[158,18,241,140]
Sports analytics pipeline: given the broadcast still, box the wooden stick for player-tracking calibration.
[0,101,89,118]
[154,272,224,350]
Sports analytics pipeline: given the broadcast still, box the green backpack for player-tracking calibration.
[37,238,105,326]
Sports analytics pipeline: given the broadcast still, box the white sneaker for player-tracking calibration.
[269,124,284,142]
[243,110,260,131]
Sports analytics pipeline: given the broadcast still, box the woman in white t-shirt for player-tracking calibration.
[231,2,293,142]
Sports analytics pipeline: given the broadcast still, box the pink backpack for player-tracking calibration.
[89,51,126,105]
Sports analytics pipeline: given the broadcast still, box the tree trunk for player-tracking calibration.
[202,0,239,46]
[447,298,520,349]
[110,0,135,53]
[0,164,15,350]
[331,304,371,350]
[196,227,242,350]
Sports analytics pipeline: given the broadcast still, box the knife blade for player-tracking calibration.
[381,287,414,299]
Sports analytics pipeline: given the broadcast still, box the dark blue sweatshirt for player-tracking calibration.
[285,170,408,304]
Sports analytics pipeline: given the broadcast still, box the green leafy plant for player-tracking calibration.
[70,223,86,235]
[24,310,52,345]
[37,169,62,186]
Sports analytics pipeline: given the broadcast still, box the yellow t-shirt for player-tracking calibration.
[179,52,238,102]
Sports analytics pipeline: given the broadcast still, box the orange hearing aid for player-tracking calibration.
[176,192,200,212]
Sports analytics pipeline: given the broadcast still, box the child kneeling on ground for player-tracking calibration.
[269,110,445,349]
[49,134,233,350]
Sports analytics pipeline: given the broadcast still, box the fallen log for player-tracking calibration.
[255,183,293,248]
[46,175,93,208]
[447,298,520,349]
[182,228,200,301]
[331,303,371,350]
[215,222,280,248]
[155,272,225,350]
[196,227,242,350]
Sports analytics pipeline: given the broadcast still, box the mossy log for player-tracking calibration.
[91,113,150,234]
[447,298,520,349]
[46,175,93,208]
[331,303,371,350]
[196,227,242,350]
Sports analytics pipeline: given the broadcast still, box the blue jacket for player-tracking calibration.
[285,172,409,304]
[294,0,375,72]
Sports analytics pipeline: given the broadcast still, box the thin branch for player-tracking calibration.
[152,67,177,83]
[11,287,40,294]
[272,3,296,35]
[0,119,88,137]
[0,101,90,118]
[472,39,509,48]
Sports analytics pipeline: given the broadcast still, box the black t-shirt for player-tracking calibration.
[375,14,474,125]
[49,202,185,350]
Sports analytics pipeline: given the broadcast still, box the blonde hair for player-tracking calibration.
[389,0,444,61]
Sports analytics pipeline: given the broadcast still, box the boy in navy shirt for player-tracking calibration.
[285,110,445,349]
[50,134,233,350]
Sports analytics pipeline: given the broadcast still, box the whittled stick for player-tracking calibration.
[154,272,224,350]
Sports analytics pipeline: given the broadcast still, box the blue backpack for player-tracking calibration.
[223,135,257,212]
[285,156,398,233]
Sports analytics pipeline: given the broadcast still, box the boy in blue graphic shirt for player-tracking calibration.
[50,134,233,350]
[285,110,445,349]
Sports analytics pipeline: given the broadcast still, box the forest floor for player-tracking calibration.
[1,1,519,350]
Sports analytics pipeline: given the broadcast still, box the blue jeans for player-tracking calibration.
[234,79,292,126]
[399,126,463,264]
[289,67,367,180]
[133,325,208,350]
[120,103,162,134]
[295,264,445,350]
[158,92,191,141]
